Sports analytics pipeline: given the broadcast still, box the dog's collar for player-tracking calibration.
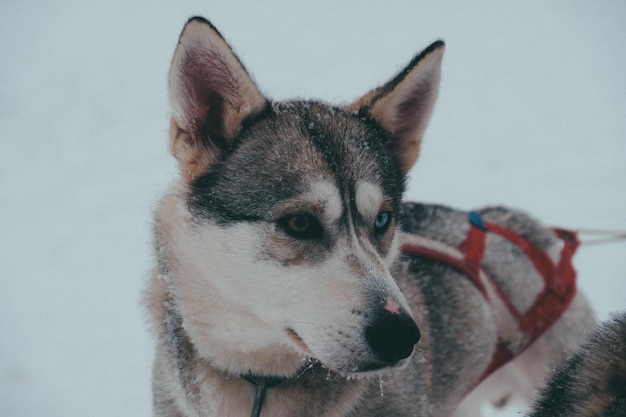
[241,359,319,417]
[400,211,579,387]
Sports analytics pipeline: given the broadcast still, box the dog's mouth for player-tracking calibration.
[286,328,313,355]
[285,327,414,376]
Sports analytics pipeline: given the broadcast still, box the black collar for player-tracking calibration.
[241,359,319,417]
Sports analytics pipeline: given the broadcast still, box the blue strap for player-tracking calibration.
[468,211,486,230]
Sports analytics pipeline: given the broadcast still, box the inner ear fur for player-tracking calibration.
[347,41,444,173]
[168,17,267,180]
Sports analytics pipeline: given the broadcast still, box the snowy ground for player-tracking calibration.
[1,1,624,416]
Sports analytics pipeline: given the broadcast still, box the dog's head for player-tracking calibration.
[160,17,443,376]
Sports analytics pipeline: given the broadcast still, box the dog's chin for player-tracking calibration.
[285,328,411,377]
[341,356,411,377]
[322,356,411,379]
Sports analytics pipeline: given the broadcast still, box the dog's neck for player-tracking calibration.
[241,359,320,417]
[242,374,284,417]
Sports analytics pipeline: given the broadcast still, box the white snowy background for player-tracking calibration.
[1,1,625,416]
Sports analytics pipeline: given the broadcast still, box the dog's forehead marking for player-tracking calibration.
[355,181,384,219]
[306,179,343,223]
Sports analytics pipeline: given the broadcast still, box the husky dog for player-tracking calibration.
[527,311,626,417]
[144,17,594,417]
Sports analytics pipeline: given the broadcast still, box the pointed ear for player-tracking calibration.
[168,17,267,180]
[347,41,444,173]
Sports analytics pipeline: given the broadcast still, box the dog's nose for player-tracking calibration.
[365,310,420,365]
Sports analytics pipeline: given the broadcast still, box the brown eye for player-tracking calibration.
[278,214,323,240]
[288,215,310,233]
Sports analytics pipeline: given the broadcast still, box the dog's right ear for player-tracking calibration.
[168,17,267,180]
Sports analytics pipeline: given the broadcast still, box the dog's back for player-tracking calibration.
[395,203,596,415]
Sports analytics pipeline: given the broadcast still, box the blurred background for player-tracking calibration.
[1,1,624,415]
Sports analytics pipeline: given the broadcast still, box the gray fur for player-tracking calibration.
[527,311,626,417]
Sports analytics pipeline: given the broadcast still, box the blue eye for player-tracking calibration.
[374,211,391,231]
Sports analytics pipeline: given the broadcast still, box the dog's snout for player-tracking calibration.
[365,310,420,365]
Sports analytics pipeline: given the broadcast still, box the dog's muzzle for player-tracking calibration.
[365,309,420,367]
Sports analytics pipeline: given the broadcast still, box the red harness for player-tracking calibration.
[400,211,579,385]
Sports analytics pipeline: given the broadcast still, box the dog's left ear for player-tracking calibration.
[347,41,444,173]
[168,17,267,180]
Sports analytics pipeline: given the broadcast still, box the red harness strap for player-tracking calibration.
[400,211,579,385]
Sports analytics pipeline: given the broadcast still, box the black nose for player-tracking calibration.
[365,311,420,365]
